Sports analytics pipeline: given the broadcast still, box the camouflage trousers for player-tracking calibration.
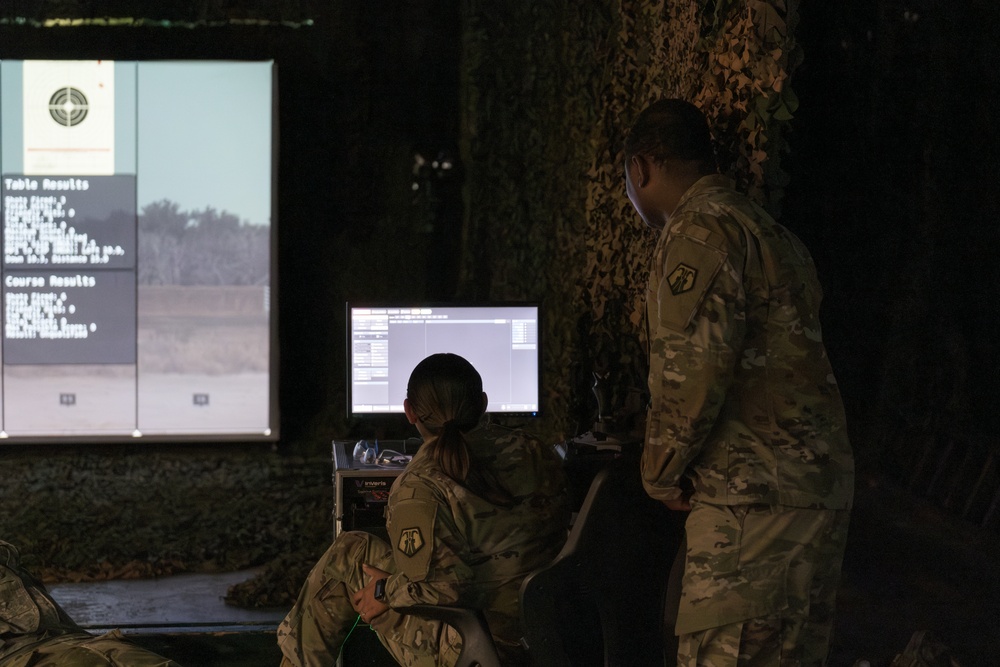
[675,502,850,667]
[276,531,462,667]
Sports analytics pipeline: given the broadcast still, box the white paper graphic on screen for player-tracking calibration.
[22,60,115,175]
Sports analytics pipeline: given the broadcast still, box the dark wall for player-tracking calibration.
[786,1,1000,479]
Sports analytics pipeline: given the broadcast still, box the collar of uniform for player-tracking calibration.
[674,174,734,214]
[408,416,491,466]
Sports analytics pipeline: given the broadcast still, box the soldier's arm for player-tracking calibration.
[0,541,45,635]
[641,222,744,503]
[383,488,472,608]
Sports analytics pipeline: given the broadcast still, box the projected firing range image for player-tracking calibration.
[0,59,275,440]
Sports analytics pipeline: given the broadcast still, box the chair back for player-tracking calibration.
[519,459,680,666]
[398,458,683,667]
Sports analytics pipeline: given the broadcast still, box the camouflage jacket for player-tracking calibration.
[642,175,854,509]
[1,540,80,644]
[383,421,570,646]
[0,540,179,666]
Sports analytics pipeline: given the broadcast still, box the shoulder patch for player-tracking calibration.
[666,263,698,295]
[656,234,727,332]
[387,499,436,580]
[397,527,425,557]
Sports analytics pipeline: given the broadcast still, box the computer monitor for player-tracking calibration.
[347,303,540,419]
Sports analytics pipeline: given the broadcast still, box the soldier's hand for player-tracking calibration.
[351,564,392,622]
[663,496,692,511]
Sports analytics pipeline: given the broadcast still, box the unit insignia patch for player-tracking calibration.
[398,527,425,557]
[667,263,698,295]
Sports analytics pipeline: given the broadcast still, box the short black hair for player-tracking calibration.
[624,99,716,170]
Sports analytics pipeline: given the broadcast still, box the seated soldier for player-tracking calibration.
[277,353,570,666]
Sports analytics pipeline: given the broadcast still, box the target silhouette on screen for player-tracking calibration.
[48,86,89,126]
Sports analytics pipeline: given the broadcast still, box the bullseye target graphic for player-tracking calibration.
[48,86,90,126]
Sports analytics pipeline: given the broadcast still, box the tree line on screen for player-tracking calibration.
[137,199,269,286]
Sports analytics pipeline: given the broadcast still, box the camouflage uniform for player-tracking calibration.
[642,175,855,666]
[277,422,569,666]
[0,540,180,667]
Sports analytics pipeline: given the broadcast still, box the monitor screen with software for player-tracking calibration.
[347,303,540,418]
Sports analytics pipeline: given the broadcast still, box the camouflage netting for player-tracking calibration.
[0,448,331,608]
[457,0,799,442]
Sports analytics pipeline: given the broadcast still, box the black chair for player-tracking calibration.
[399,459,681,666]
[519,460,677,666]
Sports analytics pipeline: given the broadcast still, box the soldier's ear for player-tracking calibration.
[629,154,651,188]
[403,399,419,425]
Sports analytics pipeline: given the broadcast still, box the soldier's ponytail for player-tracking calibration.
[406,354,513,506]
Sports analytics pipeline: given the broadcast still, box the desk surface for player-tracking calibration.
[332,438,420,473]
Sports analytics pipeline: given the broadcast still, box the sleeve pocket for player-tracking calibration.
[387,499,436,581]
[0,572,41,634]
[657,235,727,333]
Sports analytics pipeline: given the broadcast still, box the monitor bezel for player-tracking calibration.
[345,301,542,421]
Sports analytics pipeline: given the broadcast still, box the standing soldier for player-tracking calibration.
[624,99,854,666]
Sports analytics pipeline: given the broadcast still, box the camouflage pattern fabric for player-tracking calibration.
[641,175,855,665]
[276,530,456,667]
[676,502,850,665]
[278,422,570,666]
[1,631,180,667]
[642,174,854,509]
[0,540,180,667]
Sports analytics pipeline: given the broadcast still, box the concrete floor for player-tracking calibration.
[48,569,286,632]
[48,569,287,667]
[41,478,1000,666]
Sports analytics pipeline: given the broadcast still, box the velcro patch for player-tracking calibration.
[397,527,425,557]
[388,499,436,580]
[666,263,698,294]
[657,234,726,332]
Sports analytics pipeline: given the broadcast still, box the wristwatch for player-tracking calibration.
[373,578,388,602]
